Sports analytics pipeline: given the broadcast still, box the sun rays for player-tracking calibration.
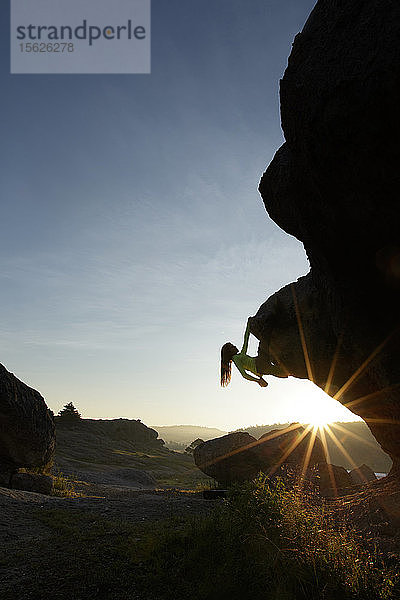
[281,281,397,489]
[324,331,344,395]
[298,421,376,492]
[333,328,398,402]
[291,283,314,383]
[193,419,378,498]
[200,280,395,492]
[290,281,399,420]
[267,284,396,491]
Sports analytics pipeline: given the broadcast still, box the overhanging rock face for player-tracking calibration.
[256,0,400,470]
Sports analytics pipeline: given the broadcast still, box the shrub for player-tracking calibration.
[57,402,81,423]
[135,476,398,599]
[51,471,79,498]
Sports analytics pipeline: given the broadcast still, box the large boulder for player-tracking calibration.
[193,432,261,485]
[257,425,326,469]
[193,425,327,485]
[349,464,377,486]
[316,463,354,499]
[0,364,55,486]
[255,0,400,473]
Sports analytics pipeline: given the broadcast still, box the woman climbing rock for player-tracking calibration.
[220,317,287,388]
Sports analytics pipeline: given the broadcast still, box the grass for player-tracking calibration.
[132,477,399,600]
[2,476,398,600]
[56,431,212,488]
[51,470,80,498]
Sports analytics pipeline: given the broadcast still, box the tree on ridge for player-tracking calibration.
[57,402,82,423]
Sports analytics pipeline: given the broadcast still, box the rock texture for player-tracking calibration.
[193,425,327,485]
[193,432,261,485]
[350,464,377,486]
[255,0,400,472]
[316,463,354,499]
[0,364,55,486]
[257,425,326,468]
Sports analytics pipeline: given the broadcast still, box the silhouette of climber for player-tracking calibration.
[220,317,288,388]
[220,318,268,387]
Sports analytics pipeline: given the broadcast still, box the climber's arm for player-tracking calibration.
[240,318,252,355]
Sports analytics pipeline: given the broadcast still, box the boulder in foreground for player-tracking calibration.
[0,363,55,487]
[256,425,326,468]
[193,432,261,485]
[349,464,377,486]
[194,425,327,485]
[316,463,353,498]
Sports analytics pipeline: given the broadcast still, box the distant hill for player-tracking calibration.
[232,423,292,439]
[232,422,392,473]
[151,425,227,448]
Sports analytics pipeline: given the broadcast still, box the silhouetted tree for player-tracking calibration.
[57,402,81,423]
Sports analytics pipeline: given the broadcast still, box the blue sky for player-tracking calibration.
[0,0,359,430]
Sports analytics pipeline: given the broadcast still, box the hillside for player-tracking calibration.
[54,418,211,489]
[234,422,392,473]
[54,417,392,493]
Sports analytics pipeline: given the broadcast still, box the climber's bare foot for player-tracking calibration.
[258,378,268,387]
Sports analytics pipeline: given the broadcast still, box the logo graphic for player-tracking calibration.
[11,0,151,74]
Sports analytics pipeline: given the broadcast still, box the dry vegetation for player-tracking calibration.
[1,477,399,600]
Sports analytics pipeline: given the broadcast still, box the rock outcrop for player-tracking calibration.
[56,417,164,448]
[0,364,55,486]
[193,425,326,485]
[254,0,400,472]
[316,463,354,499]
[350,464,377,486]
[193,432,262,485]
[257,425,326,468]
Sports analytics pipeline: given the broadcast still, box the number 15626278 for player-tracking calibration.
[20,42,74,52]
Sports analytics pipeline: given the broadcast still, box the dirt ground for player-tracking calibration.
[2,476,400,554]
[0,483,219,599]
[0,484,215,549]
[2,476,400,599]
